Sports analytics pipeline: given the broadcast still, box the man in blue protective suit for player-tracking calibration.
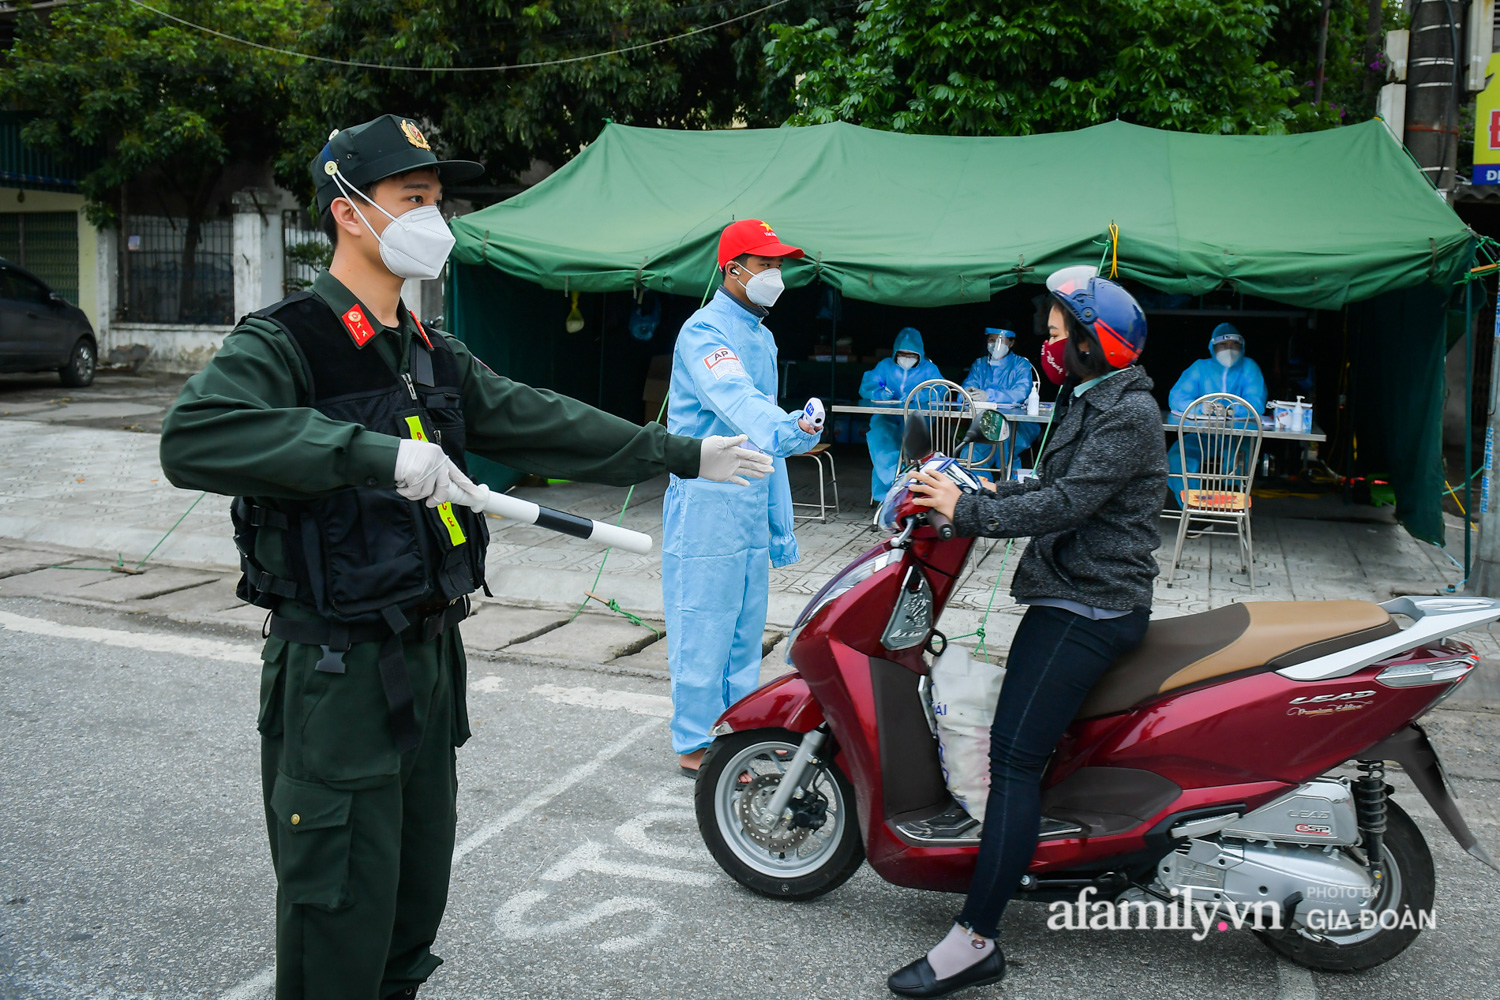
[962,327,1041,479]
[663,219,823,776]
[1167,323,1267,498]
[860,327,943,504]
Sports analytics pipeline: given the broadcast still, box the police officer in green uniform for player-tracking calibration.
[159,114,773,1000]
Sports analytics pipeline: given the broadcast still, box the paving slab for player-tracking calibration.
[459,604,570,651]
[0,565,119,599]
[506,614,664,663]
[0,548,73,580]
[58,566,220,603]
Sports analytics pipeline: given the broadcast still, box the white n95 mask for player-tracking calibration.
[989,340,1009,361]
[896,355,917,370]
[333,170,455,281]
[1215,348,1242,369]
[732,264,785,308]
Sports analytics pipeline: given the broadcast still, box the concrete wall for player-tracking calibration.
[0,187,101,339]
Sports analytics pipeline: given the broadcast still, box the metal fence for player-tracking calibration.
[121,214,234,324]
[283,209,330,295]
[0,211,79,303]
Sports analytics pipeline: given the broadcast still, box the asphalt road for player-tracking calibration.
[0,371,186,433]
[2,595,1498,1000]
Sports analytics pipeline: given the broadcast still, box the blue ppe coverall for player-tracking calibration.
[1166,332,1267,499]
[663,289,819,754]
[859,327,944,502]
[962,352,1041,478]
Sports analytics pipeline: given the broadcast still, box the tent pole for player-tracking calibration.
[1465,279,1474,579]
[1472,281,1500,593]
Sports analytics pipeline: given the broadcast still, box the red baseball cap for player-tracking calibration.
[717,219,804,269]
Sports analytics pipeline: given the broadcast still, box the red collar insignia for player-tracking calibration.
[413,317,433,350]
[342,305,377,347]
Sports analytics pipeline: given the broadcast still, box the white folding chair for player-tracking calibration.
[898,379,980,472]
[1165,392,1264,587]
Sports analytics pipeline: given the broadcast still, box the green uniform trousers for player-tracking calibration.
[257,623,470,1000]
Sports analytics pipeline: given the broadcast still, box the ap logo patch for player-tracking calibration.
[703,346,747,381]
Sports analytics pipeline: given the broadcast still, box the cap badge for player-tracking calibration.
[400,120,431,151]
[758,221,776,236]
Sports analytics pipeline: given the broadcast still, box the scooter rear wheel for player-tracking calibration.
[695,728,864,901]
[1255,801,1435,971]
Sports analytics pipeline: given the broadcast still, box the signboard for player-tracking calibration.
[1473,53,1500,184]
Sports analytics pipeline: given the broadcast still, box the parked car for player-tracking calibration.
[0,257,96,387]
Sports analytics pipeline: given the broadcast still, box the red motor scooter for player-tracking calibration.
[695,424,1500,972]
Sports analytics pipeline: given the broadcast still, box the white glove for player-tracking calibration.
[801,397,825,434]
[425,461,483,509]
[700,434,775,487]
[446,470,492,511]
[394,439,450,503]
[970,388,990,403]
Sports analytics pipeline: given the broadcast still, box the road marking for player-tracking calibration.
[470,675,506,693]
[540,841,715,886]
[452,718,656,864]
[614,808,703,860]
[0,609,260,665]
[1275,957,1317,1000]
[220,968,274,1000]
[530,682,672,718]
[495,890,667,954]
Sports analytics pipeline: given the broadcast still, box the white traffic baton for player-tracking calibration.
[450,484,653,555]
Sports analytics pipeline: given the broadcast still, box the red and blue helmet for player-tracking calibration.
[1045,266,1147,369]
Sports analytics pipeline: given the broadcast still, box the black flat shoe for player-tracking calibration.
[680,765,699,779]
[887,949,1005,998]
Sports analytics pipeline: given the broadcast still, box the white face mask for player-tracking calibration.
[896,354,917,370]
[730,264,785,308]
[1215,347,1242,369]
[334,171,455,281]
[988,339,1010,361]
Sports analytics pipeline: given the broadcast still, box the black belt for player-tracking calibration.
[268,597,470,753]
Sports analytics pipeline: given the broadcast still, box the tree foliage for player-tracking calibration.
[765,0,1393,136]
[274,0,840,201]
[0,0,312,227]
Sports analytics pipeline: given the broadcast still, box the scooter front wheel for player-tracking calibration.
[695,728,864,900]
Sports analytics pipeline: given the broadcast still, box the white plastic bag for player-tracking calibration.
[929,645,1006,823]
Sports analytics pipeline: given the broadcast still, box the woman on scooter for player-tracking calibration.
[892,268,1167,998]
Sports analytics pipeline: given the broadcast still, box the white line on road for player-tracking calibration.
[529,682,672,718]
[1275,957,1318,1000]
[539,841,715,886]
[219,968,274,1000]
[451,718,657,864]
[0,609,261,665]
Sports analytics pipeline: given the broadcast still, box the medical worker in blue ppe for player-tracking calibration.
[663,218,823,777]
[860,327,943,504]
[1166,323,1267,498]
[962,327,1041,478]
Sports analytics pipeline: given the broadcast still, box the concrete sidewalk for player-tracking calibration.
[0,418,1495,707]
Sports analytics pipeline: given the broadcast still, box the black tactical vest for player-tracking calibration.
[230,292,489,625]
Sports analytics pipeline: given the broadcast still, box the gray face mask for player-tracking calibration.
[332,168,455,281]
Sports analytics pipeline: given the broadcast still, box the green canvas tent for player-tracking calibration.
[449,119,1477,543]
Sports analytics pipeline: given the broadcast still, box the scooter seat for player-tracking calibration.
[1076,601,1398,719]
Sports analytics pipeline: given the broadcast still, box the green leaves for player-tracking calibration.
[768,0,1358,137]
[0,0,312,227]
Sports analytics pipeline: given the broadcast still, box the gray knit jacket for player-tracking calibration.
[952,365,1167,611]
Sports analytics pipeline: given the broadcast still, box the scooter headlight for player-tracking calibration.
[788,545,905,661]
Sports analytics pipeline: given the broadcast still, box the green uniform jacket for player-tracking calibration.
[160,271,700,578]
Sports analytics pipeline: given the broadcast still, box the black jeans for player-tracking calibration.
[957,604,1150,938]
